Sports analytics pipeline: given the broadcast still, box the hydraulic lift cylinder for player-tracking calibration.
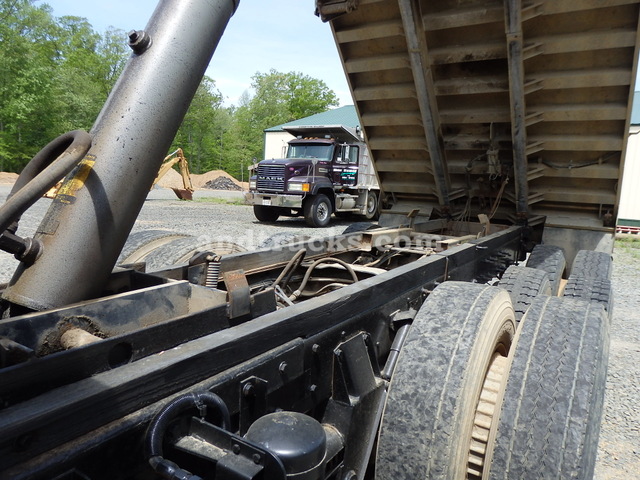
[2,0,239,311]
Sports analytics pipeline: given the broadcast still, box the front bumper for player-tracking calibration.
[245,192,304,209]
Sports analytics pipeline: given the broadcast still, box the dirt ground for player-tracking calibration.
[0,172,18,184]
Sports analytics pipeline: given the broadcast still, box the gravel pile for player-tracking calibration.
[0,185,637,477]
[203,176,243,191]
[191,170,247,190]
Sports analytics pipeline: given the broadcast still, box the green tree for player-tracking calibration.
[0,0,59,170]
[96,27,129,97]
[0,3,339,182]
[50,21,128,134]
[0,1,129,171]
[250,69,339,126]
[171,76,227,174]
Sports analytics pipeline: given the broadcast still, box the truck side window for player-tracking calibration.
[348,146,359,164]
[336,145,348,164]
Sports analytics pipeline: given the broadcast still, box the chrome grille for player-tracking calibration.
[256,164,285,192]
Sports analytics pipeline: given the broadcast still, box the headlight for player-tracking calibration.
[288,183,310,192]
[249,179,257,190]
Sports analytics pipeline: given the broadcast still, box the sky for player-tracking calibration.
[42,0,353,107]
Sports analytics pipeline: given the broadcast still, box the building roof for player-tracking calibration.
[264,105,359,132]
[633,92,640,125]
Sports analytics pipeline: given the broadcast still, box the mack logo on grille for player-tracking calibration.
[259,176,284,181]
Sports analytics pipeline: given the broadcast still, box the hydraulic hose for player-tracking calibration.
[289,257,359,302]
[146,391,231,480]
[0,130,91,235]
[272,249,306,290]
[0,130,91,265]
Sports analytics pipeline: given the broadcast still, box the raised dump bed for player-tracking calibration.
[320,0,639,249]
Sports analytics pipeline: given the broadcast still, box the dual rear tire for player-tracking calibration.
[376,281,609,479]
[118,229,246,271]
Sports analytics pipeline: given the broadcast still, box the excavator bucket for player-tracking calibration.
[171,187,193,200]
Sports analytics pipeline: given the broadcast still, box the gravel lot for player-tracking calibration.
[0,186,351,281]
[595,241,640,479]
[0,185,638,477]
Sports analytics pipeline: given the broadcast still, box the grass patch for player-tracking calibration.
[615,236,640,260]
[616,236,640,245]
[193,196,247,206]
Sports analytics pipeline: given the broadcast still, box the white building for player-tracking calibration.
[618,93,640,231]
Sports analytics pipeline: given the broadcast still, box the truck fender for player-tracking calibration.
[308,176,334,196]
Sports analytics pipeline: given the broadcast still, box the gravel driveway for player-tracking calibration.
[0,185,638,478]
[595,242,640,479]
[0,186,351,281]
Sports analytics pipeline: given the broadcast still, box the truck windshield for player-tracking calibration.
[287,144,333,160]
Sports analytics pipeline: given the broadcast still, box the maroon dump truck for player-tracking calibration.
[246,125,380,227]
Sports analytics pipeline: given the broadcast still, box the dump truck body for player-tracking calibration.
[321,0,638,262]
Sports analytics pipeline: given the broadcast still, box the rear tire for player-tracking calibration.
[487,296,609,480]
[363,191,379,220]
[253,205,280,223]
[119,229,246,271]
[526,244,566,295]
[376,282,516,480]
[118,230,190,265]
[571,250,612,279]
[257,232,310,250]
[563,250,613,320]
[498,265,552,321]
[303,194,332,227]
[142,236,246,271]
[563,275,613,320]
[342,222,379,235]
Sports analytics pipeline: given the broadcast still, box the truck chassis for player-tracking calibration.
[0,220,610,479]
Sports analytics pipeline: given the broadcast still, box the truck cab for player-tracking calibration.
[246,125,380,227]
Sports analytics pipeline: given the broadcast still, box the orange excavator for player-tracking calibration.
[151,147,194,200]
[46,147,195,200]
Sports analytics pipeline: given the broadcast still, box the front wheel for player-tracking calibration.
[253,205,280,223]
[303,194,332,227]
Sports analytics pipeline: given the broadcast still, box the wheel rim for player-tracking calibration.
[367,193,376,214]
[468,353,509,479]
[317,201,329,222]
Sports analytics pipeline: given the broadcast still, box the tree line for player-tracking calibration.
[0,0,340,180]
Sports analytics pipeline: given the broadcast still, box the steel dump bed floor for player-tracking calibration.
[324,0,640,229]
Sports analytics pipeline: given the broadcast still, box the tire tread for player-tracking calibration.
[498,265,552,321]
[571,250,612,279]
[489,296,609,480]
[525,245,566,295]
[377,282,515,479]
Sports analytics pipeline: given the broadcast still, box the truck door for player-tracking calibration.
[332,144,359,187]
